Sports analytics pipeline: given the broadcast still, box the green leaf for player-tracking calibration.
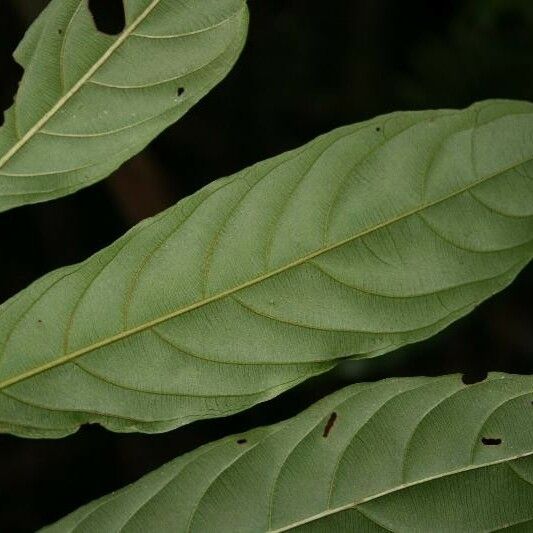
[0,100,532,438]
[0,0,248,212]
[43,373,533,532]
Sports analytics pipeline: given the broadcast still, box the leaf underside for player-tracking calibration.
[44,373,533,532]
[0,0,248,212]
[0,99,532,438]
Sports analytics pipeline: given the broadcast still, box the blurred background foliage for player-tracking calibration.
[0,0,532,530]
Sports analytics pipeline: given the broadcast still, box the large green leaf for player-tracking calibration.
[0,0,248,212]
[43,373,533,532]
[0,100,532,438]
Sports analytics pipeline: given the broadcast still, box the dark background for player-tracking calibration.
[1,0,532,530]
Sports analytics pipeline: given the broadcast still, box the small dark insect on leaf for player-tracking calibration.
[177,87,186,97]
[323,412,337,438]
[481,437,502,446]
[237,438,247,445]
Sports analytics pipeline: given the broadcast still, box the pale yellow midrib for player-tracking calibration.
[0,153,531,390]
[268,450,533,532]
[0,0,162,170]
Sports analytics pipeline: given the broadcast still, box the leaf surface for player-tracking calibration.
[43,373,533,532]
[0,100,532,437]
[0,0,248,211]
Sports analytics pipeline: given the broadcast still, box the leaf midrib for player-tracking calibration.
[0,0,163,170]
[1,153,531,390]
[268,450,533,532]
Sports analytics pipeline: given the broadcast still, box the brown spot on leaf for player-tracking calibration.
[482,437,502,446]
[323,412,337,438]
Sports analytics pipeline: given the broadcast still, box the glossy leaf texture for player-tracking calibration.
[1,99,532,438]
[44,373,533,532]
[0,0,249,211]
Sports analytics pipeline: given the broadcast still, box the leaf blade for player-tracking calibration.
[42,374,533,532]
[0,100,532,437]
[0,0,249,211]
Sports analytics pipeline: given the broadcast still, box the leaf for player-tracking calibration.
[0,0,249,212]
[43,373,533,532]
[0,99,532,438]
